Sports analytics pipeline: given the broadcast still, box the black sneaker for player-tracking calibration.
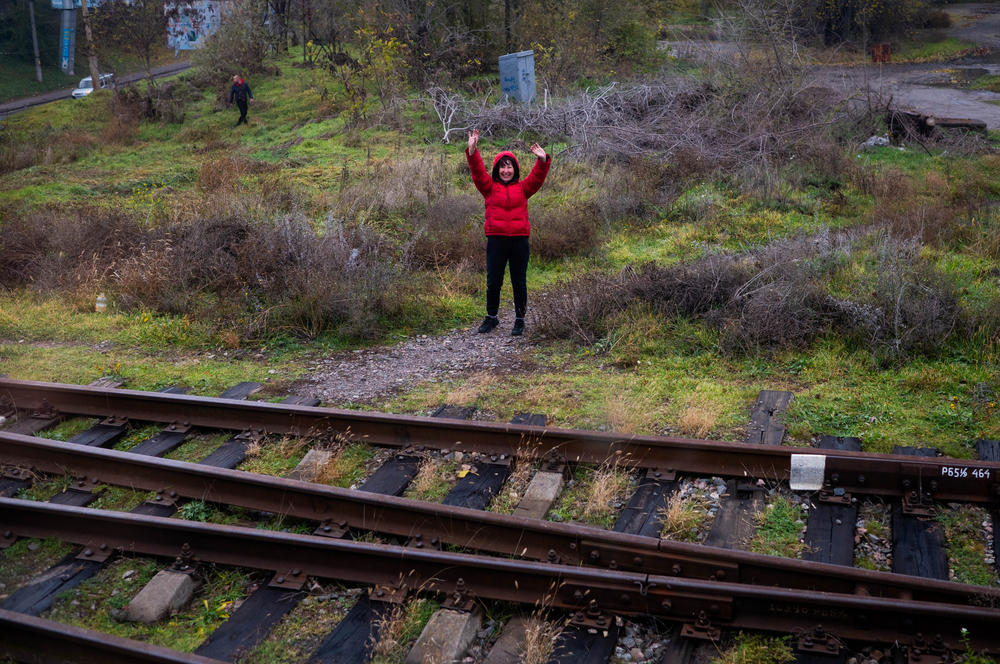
[477,316,499,333]
[511,318,525,336]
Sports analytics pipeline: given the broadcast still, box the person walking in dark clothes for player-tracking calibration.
[229,74,254,126]
[466,129,551,336]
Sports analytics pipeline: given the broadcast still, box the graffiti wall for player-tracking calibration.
[166,0,224,51]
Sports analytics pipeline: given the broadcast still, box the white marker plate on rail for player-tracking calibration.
[789,454,825,491]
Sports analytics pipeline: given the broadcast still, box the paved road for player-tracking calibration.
[0,60,191,119]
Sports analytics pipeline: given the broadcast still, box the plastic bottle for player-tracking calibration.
[95,292,107,313]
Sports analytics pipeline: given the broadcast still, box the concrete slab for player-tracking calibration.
[405,608,481,664]
[512,471,563,519]
[483,616,528,664]
[287,449,333,482]
[125,570,197,623]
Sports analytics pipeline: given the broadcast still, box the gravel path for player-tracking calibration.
[297,317,536,406]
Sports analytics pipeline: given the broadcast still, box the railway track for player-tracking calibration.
[1,378,999,662]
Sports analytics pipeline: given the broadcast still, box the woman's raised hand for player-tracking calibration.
[530,143,547,159]
[467,129,480,152]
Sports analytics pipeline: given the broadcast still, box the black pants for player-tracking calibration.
[236,100,248,124]
[486,236,530,318]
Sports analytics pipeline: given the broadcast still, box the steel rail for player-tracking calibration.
[0,498,996,652]
[3,432,996,611]
[0,608,225,663]
[2,378,999,504]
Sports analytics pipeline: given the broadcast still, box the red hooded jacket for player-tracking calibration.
[466,148,551,236]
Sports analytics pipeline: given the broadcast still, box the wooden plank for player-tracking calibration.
[704,481,765,550]
[890,446,948,579]
[743,390,793,445]
[282,395,321,406]
[613,474,678,537]
[198,438,250,469]
[658,626,698,664]
[0,478,30,498]
[0,555,104,615]
[217,382,263,400]
[194,586,305,661]
[442,462,510,511]
[359,455,420,496]
[128,430,189,457]
[802,436,860,567]
[816,435,861,452]
[2,414,61,436]
[306,592,390,664]
[67,421,127,448]
[48,488,99,508]
[431,404,476,420]
[131,502,178,518]
[976,440,1000,579]
[510,413,546,426]
[549,622,619,663]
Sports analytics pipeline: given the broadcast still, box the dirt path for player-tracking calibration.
[297,319,536,407]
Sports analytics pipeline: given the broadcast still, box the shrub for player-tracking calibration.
[0,205,412,341]
[531,202,601,260]
[410,196,483,270]
[534,228,969,364]
[191,0,270,85]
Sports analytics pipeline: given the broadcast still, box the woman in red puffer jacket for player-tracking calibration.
[465,129,551,336]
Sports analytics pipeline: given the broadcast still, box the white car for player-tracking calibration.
[72,73,115,99]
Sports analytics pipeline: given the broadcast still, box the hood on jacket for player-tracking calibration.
[491,151,520,184]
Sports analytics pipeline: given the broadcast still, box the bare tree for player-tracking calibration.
[80,0,101,88]
[94,0,195,82]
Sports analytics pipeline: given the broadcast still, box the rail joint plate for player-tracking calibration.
[269,568,307,590]
[680,611,721,642]
[371,584,409,604]
[797,625,841,655]
[76,542,114,563]
[441,577,477,612]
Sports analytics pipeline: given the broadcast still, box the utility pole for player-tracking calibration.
[504,0,511,53]
[28,0,43,83]
[80,0,100,87]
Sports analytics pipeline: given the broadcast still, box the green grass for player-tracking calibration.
[749,496,806,558]
[0,59,80,103]
[0,537,74,596]
[971,74,1000,93]
[46,558,251,651]
[712,633,795,664]
[893,37,976,63]
[243,588,359,663]
[936,505,998,587]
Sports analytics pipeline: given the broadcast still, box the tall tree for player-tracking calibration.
[80,0,101,89]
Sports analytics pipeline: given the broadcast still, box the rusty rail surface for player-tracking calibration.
[2,378,999,505]
[2,432,995,612]
[0,498,996,653]
[0,608,225,664]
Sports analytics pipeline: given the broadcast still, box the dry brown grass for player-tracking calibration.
[659,493,710,542]
[521,614,563,664]
[677,403,718,438]
[604,393,655,434]
[369,601,411,659]
[488,451,535,514]
[409,458,445,498]
[444,372,498,405]
[582,455,633,520]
